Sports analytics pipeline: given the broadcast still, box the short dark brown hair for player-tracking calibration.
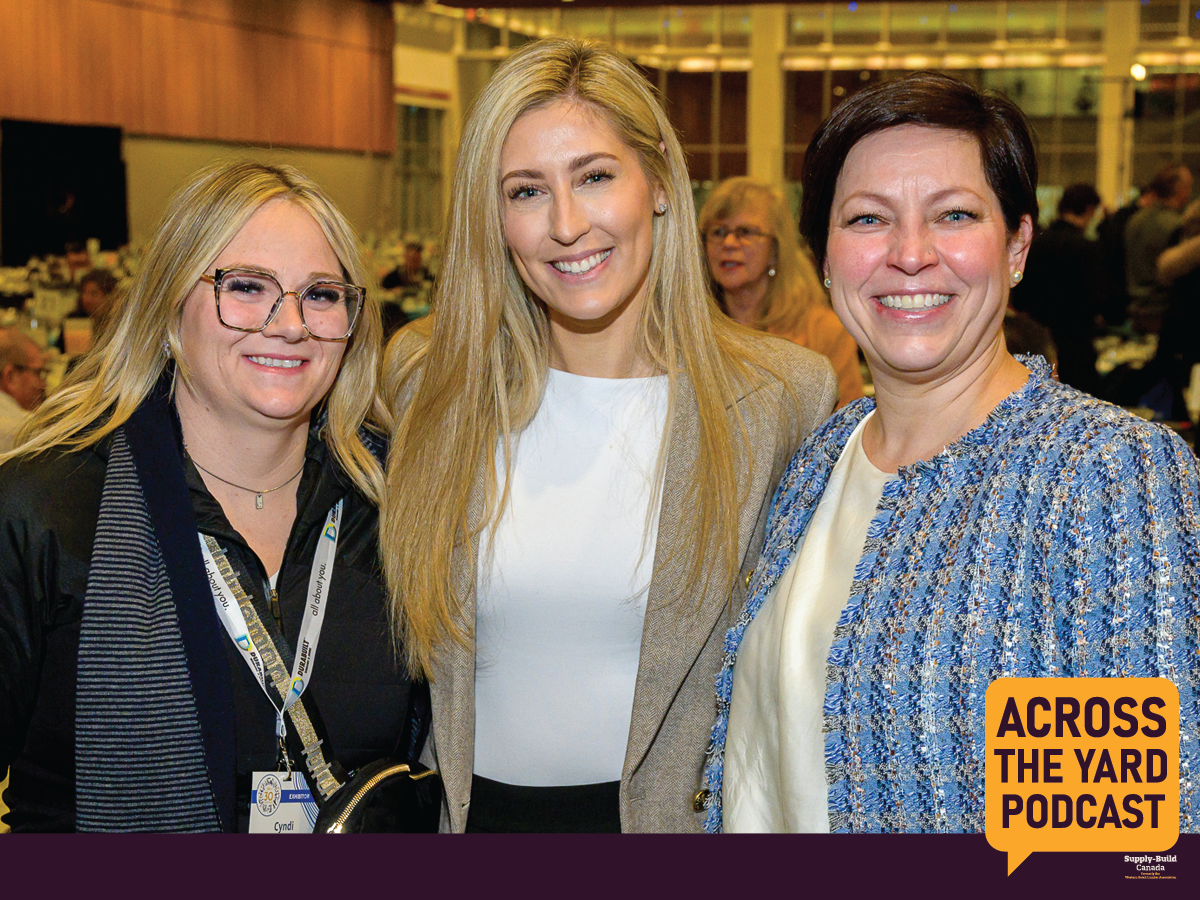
[799,71,1039,268]
[1144,163,1190,201]
[1057,183,1101,218]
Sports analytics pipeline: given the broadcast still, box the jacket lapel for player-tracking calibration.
[429,473,485,832]
[623,373,768,779]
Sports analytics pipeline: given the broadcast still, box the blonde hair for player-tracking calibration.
[382,38,779,678]
[6,161,385,502]
[697,177,830,336]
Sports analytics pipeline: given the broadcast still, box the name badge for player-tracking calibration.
[249,771,318,834]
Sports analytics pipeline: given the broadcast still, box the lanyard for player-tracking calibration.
[199,500,343,762]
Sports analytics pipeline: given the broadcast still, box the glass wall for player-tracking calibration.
[394,105,444,238]
[421,1,1200,230]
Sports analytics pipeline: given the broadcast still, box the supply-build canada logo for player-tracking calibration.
[1125,853,1177,879]
[984,678,1180,876]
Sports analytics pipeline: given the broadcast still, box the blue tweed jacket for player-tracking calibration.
[703,358,1200,833]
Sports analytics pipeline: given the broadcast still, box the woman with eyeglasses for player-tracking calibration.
[0,161,424,831]
[699,178,864,409]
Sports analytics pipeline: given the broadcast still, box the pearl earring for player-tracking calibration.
[823,277,832,289]
[1011,271,1023,285]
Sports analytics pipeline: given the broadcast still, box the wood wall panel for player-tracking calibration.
[0,0,393,153]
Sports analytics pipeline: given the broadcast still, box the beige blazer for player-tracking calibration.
[423,336,837,832]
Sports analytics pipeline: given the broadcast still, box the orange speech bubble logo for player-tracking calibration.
[985,678,1179,875]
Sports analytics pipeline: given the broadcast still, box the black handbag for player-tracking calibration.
[312,757,441,833]
[311,678,442,833]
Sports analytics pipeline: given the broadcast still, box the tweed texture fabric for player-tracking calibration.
[703,357,1200,833]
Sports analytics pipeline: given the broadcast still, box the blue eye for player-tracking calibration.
[220,272,275,300]
[944,209,977,222]
[849,214,881,226]
[508,184,539,200]
[582,169,614,186]
[303,284,346,309]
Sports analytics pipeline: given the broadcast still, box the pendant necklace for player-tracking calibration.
[187,448,304,509]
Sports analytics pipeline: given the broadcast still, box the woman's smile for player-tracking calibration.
[825,124,1032,383]
[500,98,666,370]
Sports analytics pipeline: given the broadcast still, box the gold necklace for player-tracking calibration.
[187,451,303,509]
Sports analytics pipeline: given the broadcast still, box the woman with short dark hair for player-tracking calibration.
[702,72,1200,833]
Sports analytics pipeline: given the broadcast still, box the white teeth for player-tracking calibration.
[249,356,303,368]
[878,293,953,310]
[552,249,612,274]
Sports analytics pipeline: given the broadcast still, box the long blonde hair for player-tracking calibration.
[7,161,385,502]
[382,38,780,679]
[697,177,829,336]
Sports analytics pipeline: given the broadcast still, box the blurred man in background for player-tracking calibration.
[0,329,47,451]
[1011,183,1104,393]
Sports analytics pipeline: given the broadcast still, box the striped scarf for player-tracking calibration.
[75,384,235,831]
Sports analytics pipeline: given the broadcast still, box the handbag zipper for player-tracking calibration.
[326,763,439,833]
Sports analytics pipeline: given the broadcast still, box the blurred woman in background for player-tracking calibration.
[699,178,863,409]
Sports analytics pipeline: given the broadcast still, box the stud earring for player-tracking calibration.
[656,203,668,215]
[1011,271,1023,285]
[823,277,832,289]
[768,267,776,278]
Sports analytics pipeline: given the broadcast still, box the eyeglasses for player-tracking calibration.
[705,226,773,245]
[12,364,48,380]
[199,268,365,342]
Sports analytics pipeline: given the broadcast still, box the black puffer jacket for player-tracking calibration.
[0,411,420,832]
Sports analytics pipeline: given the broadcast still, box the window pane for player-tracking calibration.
[686,149,713,183]
[505,10,557,43]
[787,4,828,47]
[666,7,715,51]
[561,9,611,42]
[1182,71,1200,142]
[718,151,748,181]
[785,70,826,151]
[1064,2,1105,43]
[889,3,944,46]
[1058,68,1100,120]
[945,2,1000,44]
[464,20,501,50]
[1056,151,1098,190]
[1140,0,1183,41]
[719,6,753,49]
[614,8,663,51]
[981,69,1058,117]
[718,71,748,144]
[1005,0,1059,42]
[665,70,714,150]
[831,2,883,45]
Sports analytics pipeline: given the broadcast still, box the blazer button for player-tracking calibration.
[692,789,710,812]
[744,571,752,588]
